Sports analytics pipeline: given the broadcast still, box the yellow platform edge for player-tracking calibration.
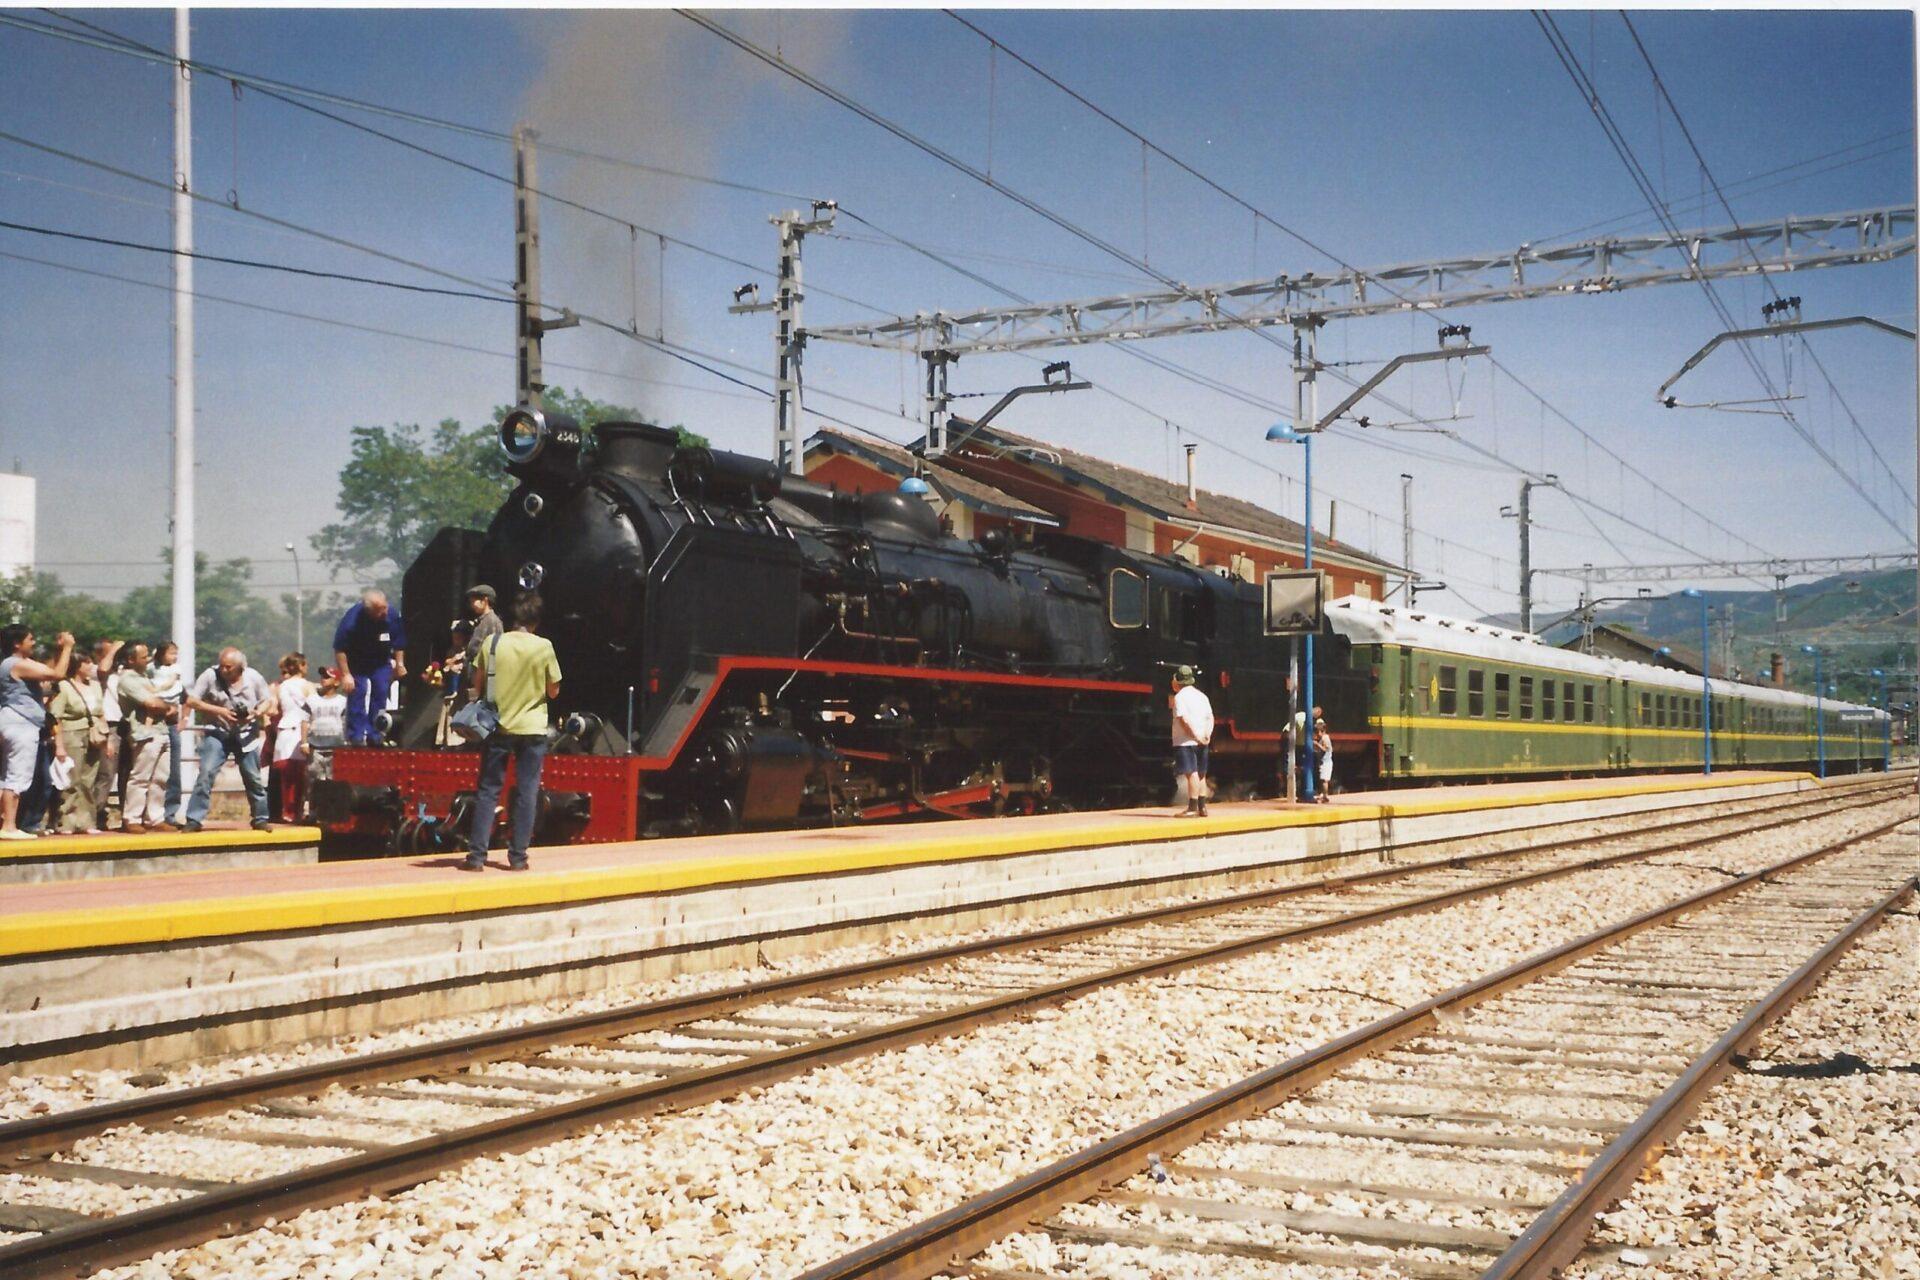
[0,773,1813,960]
[0,826,321,862]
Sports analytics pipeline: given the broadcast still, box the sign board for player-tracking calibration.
[1264,569,1325,636]
[1838,709,1881,725]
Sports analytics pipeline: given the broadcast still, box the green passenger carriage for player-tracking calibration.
[1313,598,1889,784]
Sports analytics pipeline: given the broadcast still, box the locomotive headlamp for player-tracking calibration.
[499,405,585,483]
[518,561,545,591]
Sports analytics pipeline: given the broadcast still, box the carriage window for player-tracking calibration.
[1639,692,1651,725]
[1436,665,1456,715]
[1108,569,1146,628]
[1467,669,1485,717]
[1582,684,1595,723]
[1519,676,1534,720]
[1494,673,1511,719]
[1542,679,1556,722]
[1563,681,1576,722]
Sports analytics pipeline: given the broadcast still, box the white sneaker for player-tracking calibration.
[0,829,34,841]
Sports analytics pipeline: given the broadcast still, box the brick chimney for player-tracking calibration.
[1770,651,1785,687]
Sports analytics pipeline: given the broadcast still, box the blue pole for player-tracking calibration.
[1699,595,1712,775]
[1302,432,1316,802]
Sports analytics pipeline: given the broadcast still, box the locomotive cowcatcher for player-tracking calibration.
[311,409,1300,850]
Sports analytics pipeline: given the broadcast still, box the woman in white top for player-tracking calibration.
[270,653,317,822]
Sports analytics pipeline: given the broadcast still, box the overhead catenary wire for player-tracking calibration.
[0,127,512,297]
[1535,10,1910,543]
[15,12,895,322]
[13,6,1835,594]
[13,9,813,203]
[1,247,766,404]
[940,9,1785,575]
[753,9,1782,588]
[0,217,517,303]
[1616,12,1913,525]
[21,1,1728,586]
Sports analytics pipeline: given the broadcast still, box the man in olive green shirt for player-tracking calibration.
[115,643,177,832]
[461,593,562,871]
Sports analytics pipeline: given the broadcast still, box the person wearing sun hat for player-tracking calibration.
[1169,664,1214,818]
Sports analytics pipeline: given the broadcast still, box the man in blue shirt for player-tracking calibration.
[332,589,408,745]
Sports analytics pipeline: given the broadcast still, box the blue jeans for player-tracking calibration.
[469,735,547,862]
[164,723,183,815]
[17,732,53,832]
[186,731,269,825]
[345,666,393,745]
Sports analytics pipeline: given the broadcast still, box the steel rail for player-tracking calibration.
[1,781,1885,1160]
[791,808,1916,1280]
[1483,871,1920,1278]
[0,789,1904,1278]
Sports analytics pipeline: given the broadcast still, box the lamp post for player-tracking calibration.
[1266,421,1315,802]
[284,542,304,655]
[1872,667,1890,771]
[1680,588,1711,775]
[1801,644,1825,778]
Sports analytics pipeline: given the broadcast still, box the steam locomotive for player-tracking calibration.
[313,409,1887,852]
[313,410,1294,848]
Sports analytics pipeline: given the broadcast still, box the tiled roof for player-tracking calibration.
[943,424,1402,571]
[804,430,1059,523]
[1561,623,1728,678]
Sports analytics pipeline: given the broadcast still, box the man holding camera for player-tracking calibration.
[181,647,277,833]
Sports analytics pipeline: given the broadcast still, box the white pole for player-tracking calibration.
[170,7,196,677]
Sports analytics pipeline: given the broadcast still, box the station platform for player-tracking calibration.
[0,771,1837,1070]
[0,823,321,884]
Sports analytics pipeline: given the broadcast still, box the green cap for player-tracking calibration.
[1174,664,1196,686]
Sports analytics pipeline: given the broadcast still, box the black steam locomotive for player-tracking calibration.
[318,409,1297,845]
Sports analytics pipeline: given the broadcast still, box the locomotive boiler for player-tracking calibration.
[314,410,1297,848]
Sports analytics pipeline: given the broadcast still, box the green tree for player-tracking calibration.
[315,387,705,583]
[121,555,280,659]
[0,571,134,643]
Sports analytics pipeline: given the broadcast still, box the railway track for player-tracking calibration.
[0,782,1906,1276]
[797,808,1918,1280]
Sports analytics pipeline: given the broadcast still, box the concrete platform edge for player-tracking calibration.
[0,775,1841,1071]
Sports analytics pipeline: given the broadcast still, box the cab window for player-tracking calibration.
[1109,569,1146,628]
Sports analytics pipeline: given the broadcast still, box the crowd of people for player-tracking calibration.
[0,623,349,839]
[0,583,562,874]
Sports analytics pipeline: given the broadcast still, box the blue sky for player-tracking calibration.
[2,7,1913,623]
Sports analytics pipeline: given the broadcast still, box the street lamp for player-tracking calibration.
[1872,668,1890,771]
[1267,421,1317,802]
[1680,588,1712,775]
[1800,644,1825,778]
[284,542,304,654]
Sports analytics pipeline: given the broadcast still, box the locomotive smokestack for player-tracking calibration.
[1184,443,1198,511]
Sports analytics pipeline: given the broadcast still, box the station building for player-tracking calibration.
[803,425,1402,598]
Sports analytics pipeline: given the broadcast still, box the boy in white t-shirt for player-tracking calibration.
[1170,664,1214,818]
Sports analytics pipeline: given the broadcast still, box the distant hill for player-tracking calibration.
[1480,568,1916,706]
